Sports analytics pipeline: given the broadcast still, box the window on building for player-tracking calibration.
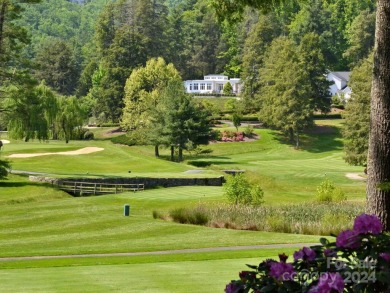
[207,83,212,90]
[194,83,199,90]
[189,84,193,90]
[200,83,205,90]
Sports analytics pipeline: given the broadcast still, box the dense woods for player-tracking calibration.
[0,0,377,154]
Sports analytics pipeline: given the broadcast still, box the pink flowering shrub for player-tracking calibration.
[220,130,245,142]
[225,213,390,293]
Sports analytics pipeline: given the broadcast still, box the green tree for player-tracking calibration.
[91,0,169,122]
[55,96,87,143]
[343,9,375,67]
[212,0,390,232]
[232,112,241,131]
[34,38,79,95]
[0,0,40,178]
[223,173,264,206]
[298,32,331,113]
[288,0,346,69]
[5,82,57,142]
[258,37,313,148]
[184,0,222,78]
[0,0,40,89]
[158,80,211,162]
[223,82,233,94]
[122,57,181,156]
[342,55,372,166]
[240,13,282,111]
[95,28,147,121]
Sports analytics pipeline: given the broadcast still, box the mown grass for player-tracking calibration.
[0,248,301,293]
[0,118,367,292]
[0,184,320,258]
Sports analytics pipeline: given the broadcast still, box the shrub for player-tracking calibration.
[170,207,209,225]
[221,130,244,142]
[316,178,346,203]
[225,213,390,293]
[223,82,233,94]
[83,131,94,140]
[250,185,264,206]
[243,125,254,138]
[111,134,136,146]
[209,129,222,141]
[187,160,212,167]
[0,160,11,179]
[224,174,264,206]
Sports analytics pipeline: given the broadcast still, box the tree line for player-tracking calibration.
[0,0,376,159]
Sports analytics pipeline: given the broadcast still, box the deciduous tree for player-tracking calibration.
[122,57,181,156]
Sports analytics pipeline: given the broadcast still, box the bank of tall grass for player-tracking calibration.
[164,202,364,236]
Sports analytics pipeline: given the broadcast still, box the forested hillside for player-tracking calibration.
[1,0,374,149]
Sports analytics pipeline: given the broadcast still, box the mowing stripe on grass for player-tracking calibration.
[0,243,318,262]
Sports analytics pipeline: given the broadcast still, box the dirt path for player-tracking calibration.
[7,147,104,158]
[0,243,318,262]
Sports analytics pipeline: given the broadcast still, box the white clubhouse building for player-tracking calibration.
[184,74,242,94]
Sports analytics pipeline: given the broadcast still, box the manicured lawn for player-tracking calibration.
[0,119,366,292]
[0,249,300,293]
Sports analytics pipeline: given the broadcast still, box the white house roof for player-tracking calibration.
[329,72,350,83]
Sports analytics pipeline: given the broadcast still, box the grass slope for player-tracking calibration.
[0,119,366,292]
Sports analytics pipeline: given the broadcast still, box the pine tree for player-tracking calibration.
[342,55,372,166]
[258,37,313,148]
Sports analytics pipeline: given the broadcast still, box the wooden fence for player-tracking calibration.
[58,181,144,196]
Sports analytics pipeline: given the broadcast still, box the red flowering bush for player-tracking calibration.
[225,213,390,293]
[221,131,245,142]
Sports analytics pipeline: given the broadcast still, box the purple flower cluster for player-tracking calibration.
[336,213,383,249]
[353,213,383,235]
[380,253,390,261]
[269,262,294,281]
[225,282,242,293]
[225,213,388,293]
[294,247,316,262]
[309,273,344,293]
[336,229,361,249]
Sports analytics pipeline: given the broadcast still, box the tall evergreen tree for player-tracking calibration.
[342,55,372,166]
[298,32,331,113]
[258,37,313,148]
[0,0,40,88]
[34,38,79,95]
[158,80,211,162]
[343,9,375,67]
[241,13,282,111]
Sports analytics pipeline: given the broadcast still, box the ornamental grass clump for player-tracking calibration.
[225,213,390,293]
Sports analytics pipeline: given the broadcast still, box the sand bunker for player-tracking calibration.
[346,173,366,181]
[8,147,104,158]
